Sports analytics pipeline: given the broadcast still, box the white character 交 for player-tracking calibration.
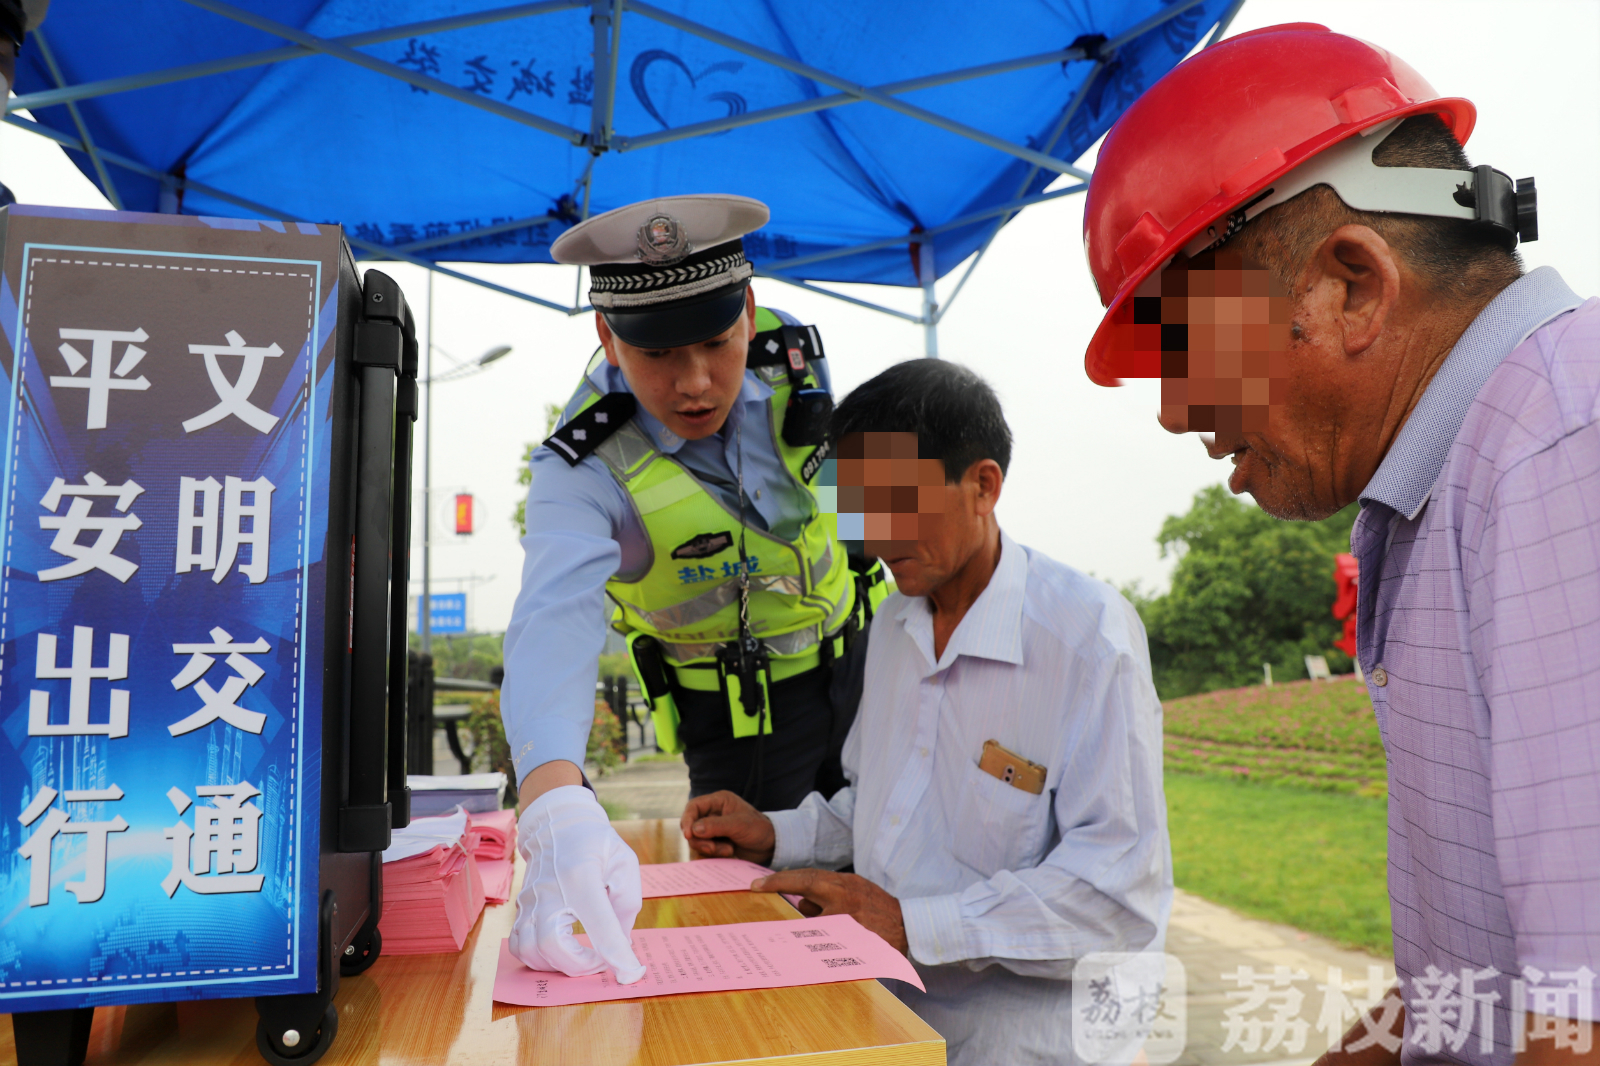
[168,627,271,736]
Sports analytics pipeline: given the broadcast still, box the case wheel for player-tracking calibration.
[339,925,382,976]
[255,1004,338,1066]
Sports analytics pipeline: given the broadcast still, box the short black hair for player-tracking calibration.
[830,359,1012,480]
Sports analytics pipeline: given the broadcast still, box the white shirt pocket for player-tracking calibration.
[948,757,1054,878]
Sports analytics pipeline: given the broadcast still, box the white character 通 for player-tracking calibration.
[38,472,145,582]
[176,475,275,583]
[52,327,151,430]
[168,626,271,736]
[16,784,128,905]
[161,782,266,896]
[28,625,130,739]
[183,330,283,434]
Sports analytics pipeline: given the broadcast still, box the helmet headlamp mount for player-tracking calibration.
[1181,119,1537,260]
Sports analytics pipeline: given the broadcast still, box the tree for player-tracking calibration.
[511,403,563,537]
[1128,485,1357,699]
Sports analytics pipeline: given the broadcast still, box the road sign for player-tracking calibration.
[420,592,467,634]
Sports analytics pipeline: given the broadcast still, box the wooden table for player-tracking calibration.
[2,820,945,1066]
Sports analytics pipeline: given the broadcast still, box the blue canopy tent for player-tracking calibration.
[7,0,1244,353]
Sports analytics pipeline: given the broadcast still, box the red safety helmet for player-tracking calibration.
[1082,24,1475,386]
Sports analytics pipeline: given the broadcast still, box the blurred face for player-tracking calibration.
[597,290,755,441]
[1153,249,1292,438]
[834,431,999,597]
[1149,249,1322,517]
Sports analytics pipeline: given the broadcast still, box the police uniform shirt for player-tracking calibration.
[501,310,832,785]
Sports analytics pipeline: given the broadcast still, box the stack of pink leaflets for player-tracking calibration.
[464,808,517,904]
[378,808,487,955]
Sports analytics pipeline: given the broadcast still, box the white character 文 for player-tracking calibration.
[52,327,151,430]
[183,330,283,433]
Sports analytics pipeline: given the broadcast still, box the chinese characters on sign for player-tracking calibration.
[7,250,311,937]
[678,557,761,584]
[1066,958,1595,1064]
[162,782,267,897]
[0,227,331,1010]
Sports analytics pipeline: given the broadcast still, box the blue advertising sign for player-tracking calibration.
[0,206,342,1010]
[422,592,467,634]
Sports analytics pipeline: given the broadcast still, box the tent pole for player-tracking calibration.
[32,29,124,211]
[422,270,434,655]
[754,270,922,324]
[920,241,938,359]
[616,45,1086,153]
[623,1,1090,180]
[178,0,588,145]
[589,0,616,151]
[1204,0,1249,48]
[8,0,587,115]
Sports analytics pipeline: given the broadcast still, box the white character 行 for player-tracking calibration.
[16,784,128,905]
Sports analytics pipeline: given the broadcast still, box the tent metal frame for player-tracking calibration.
[6,0,1240,349]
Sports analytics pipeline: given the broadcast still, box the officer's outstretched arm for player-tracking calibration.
[509,785,647,984]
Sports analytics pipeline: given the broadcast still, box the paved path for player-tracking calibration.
[586,751,1393,1066]
[592,755,694,820]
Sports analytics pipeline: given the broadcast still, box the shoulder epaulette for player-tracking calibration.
[543,391,637,467]
[747,323,824,368]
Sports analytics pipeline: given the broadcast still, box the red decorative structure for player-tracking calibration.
[1332,553,1359,656]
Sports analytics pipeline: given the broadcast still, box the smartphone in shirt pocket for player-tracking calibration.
[949,742,1054,877]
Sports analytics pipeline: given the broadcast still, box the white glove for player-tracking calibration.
[509,785,647,984]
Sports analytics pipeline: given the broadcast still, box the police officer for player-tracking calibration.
[502,195,883,982]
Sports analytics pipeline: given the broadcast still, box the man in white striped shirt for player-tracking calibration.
[681,359,1173,1066]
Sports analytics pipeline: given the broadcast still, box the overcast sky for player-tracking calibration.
[3,0,1595,635]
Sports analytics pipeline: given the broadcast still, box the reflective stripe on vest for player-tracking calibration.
[560,340,854,667]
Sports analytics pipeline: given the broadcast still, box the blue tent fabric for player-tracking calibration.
[14,0,1234,287]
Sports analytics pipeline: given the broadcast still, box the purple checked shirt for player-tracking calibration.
[1351,266,1598,1066]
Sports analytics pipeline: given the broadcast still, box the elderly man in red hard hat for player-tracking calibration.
[1083,23,1598,1066]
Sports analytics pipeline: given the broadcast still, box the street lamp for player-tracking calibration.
[421,270,513,655]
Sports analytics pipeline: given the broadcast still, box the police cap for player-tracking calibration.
[552,194,769,349]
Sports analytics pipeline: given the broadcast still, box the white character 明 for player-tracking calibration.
[52,327,151,430]
[28,625,130,738]
[168,626,271,735]
[16,784,128,905]
[38,472,144,582]
[162,782,265,896]
[183,330,283,434]
[176,475,274,583]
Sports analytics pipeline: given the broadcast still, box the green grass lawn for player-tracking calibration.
[1165,676,1387,797]
[1166,773,1392,955]
[1163,677,1393,955]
